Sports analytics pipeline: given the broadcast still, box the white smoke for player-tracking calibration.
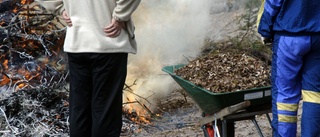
[124,0,247,111]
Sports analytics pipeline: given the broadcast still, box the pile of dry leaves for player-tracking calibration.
[175,47,271,93]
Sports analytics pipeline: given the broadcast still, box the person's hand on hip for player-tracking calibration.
[62,10,73,27]
[104,18,125,38]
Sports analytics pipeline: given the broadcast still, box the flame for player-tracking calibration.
[122,79,153,124]
[12,7,19,13]
[18,83,26,89]
[0,75,10,86]
[1,60,10,86]
[22,43,27,48]
[30,29,36,33]
[0,0,67,93]
[123,104,152,124]
[122,53,167,124]
[2,60,9,70]
[20,0,27,4]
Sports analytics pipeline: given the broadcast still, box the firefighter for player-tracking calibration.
[257,0,320,136]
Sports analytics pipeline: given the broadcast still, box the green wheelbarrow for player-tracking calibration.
[162,64,273,137]
[162,64,272,115]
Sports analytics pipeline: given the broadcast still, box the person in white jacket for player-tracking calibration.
[35,0,141,136]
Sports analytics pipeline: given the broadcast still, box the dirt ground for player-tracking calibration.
[125,89,270,137]
[126,88,302,137]
[122,87,271,137]
[130,89,204,137]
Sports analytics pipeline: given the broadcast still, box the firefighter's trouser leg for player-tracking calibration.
[300,34,320,137]
[271,34,320,137]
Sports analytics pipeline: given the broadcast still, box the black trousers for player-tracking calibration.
[67,53,128,137]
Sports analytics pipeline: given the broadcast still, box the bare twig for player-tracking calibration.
[0,107,16,134]
[135,99,154,116]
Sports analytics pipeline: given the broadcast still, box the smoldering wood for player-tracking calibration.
[0,0,70,136]
[0,0,68,92]
[124,81,155,106]
[124,80,158,115]
[135,99,154,117]
[123,80,159,123]
[0,89,70,136]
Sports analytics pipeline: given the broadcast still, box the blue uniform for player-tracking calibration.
[259,0,320,38]
[258,0,320,136]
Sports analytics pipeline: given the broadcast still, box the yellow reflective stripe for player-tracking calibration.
[302,90,320,104]
[278,114,297,123]
[256,0,265,29]
[277,102,298,112]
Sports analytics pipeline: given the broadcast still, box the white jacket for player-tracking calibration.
[35,0,141,53]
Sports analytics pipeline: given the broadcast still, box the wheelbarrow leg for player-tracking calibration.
[251,118,264,137]
[222,120,234,137]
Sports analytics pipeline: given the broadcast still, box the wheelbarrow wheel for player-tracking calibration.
[202,124,215,137]
[202,112,215,137]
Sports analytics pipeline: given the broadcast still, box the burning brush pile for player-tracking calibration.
[0,89,69,136]
[0,1,151,136]
[175,46,272,93]
[0,0,70,136]
[0,0,67,92]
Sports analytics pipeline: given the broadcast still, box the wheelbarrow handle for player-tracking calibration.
[198,101,251,126]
